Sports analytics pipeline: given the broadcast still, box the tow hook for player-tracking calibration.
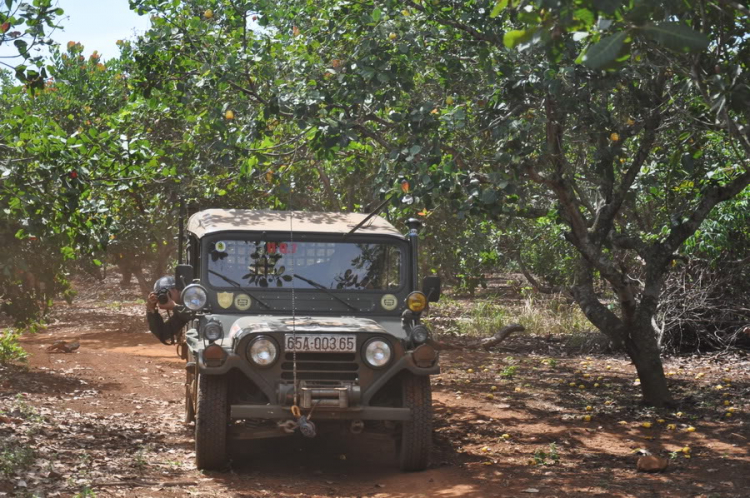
[298,415,317,438]
[350,420,364,434]
[289,404,317,438]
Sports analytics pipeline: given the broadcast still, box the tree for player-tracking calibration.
[125,0,750,406]
[0,0,63,89]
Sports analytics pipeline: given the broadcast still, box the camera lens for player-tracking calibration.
[157,292,169,305]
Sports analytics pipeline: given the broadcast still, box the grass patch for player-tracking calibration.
[532,443,560,466]
[438,295,591,339]
[0,445,35,477]
[0,329,28,364]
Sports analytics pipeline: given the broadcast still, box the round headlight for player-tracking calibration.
[409,325,430,345]
[204,320,223,342]
[406,292,427,313]
[247,336,278,367]
[182,284,208,311]
[363,338,392,368]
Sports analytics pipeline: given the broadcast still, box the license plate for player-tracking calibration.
[284,334,356,353]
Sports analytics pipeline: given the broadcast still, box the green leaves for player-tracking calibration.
[490,0,509,18]
[581,31,629,69]
[640,22,709,52]
[503,28,535,49]
[580,21,708,70]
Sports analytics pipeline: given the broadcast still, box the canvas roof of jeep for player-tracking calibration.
[186,209,405,239]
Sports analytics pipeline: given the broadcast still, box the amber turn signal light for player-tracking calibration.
[406,291,427,312]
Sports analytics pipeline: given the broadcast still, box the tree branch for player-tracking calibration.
[514,252,566,294]
[657,169,750,265]
[405,0,500,44]
[591,103,661,244]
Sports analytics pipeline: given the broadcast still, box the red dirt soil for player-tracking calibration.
[1,275,748,497]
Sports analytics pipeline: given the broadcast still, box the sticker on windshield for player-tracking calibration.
[381,294,398,311]
[217,292,233,309]
[234,293,252,311]
[215,241,227,252]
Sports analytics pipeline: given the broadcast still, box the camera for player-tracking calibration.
[156,287,171,305]
[153,276,176,306]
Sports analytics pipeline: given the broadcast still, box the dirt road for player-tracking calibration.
[1,277,748,497]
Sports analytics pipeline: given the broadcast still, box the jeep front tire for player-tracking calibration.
[398,373,432,471]
[195,374,228,470]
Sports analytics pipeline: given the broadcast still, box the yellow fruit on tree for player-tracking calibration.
[225,110,235,120]
[389,32,397,40]
[204,9,214,19]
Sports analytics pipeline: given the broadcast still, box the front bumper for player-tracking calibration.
[196,348,439,407]
[230,405,411,421]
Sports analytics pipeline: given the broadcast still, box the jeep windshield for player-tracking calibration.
[206,239,403,291]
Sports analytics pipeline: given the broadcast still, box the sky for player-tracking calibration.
[0,0,150,65]
[49,0,151,59]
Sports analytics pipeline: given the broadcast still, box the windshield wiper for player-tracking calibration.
[207,269,271,310]
[293,274,358,312]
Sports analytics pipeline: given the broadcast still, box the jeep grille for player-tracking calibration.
[280,352,358,381]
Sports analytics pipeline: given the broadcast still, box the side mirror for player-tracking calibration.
[175,264,194,291]
[422,275,441,303]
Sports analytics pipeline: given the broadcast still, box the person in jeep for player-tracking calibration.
[146,276,191,345]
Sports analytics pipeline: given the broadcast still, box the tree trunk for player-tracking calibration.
[133,267,151,298]
[621,308,673,407]
[571,263,673,407]
[152,240,174,282]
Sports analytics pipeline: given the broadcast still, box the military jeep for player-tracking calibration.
[176,209,441,471]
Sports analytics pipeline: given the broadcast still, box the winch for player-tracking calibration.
[278,381,361,409]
